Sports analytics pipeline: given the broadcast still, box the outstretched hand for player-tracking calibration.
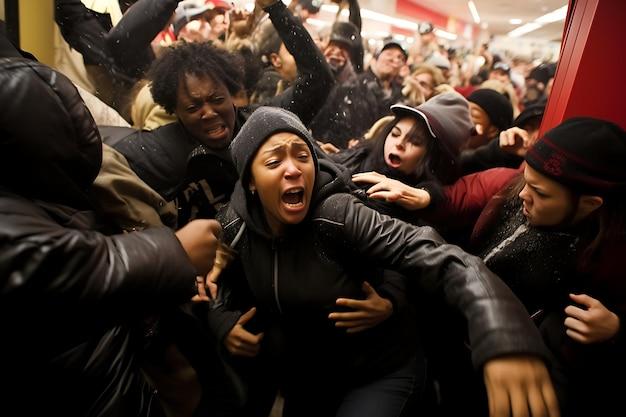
[225,307,264,357]
[483,355,560,417]
[352,171,431,210]
[564,293,620,344]
[329,282,393,333]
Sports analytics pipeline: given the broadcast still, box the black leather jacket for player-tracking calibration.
[0,57,198,417]
[210,160,549,392]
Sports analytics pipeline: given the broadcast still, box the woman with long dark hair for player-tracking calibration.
[329,92,473,224]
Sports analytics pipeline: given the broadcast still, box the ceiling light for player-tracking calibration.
[509,18,522,25]
[535,5,568,24]
[507,22,542,37]
[467,1,481,24]
[434,28,458,40]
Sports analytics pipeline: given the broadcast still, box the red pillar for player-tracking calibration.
[542,0,626,133]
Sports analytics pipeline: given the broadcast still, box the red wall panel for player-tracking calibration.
[542,0,626,134]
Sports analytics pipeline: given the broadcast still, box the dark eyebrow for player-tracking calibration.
[262,144,285,155]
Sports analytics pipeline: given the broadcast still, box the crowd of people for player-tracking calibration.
[1,1,624,417]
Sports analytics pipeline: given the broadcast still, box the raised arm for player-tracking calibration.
[258,0,335,126]
[106,0,179,78]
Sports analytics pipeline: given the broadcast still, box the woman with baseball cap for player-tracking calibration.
[329,92,473,224]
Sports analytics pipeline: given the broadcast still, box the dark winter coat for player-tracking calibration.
[0,57,198,417]
[110,0,334,226]
[471,194,626,416]
[210,158,550,397]
[310,69,404,149]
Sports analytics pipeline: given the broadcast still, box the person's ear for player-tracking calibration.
[577,195,604,219]
[270,53,282,69]
[249,181,257,196]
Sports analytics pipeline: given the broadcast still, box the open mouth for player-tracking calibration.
[204,123,227,139]
[387,153,402,168]
[281,187,305,208]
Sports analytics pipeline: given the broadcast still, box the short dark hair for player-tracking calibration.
[147,41,244,114]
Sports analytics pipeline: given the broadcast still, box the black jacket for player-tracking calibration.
[210,159,550,394]
[111,0,334,226]
[310,69,403,149]
[0,57,198,417]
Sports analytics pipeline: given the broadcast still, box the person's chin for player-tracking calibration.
[200,129,231,149]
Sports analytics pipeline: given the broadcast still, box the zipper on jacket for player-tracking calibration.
[272,243,283,314]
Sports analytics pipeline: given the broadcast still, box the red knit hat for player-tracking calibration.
[525,117,626,195]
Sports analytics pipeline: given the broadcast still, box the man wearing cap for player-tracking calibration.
[415,21,438,64]
[323,21,363,83]
[310,40,408,149]
[489,61,512,85]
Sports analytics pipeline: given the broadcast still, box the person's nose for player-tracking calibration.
[200,103,217,119]
[519,184,531,202]
[284,157,302,178]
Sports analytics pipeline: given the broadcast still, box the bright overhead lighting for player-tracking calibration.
[535,5,568,24]
[507,22,542,37]
[509,18,522,25]
[434,28,457,40]
[305,18,326,28]
[467,1,480,24]
[360,9,418,31]
[506,4,567,37]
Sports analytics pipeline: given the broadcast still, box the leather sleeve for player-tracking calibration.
[0,193,197,317]
[315,193,550,369]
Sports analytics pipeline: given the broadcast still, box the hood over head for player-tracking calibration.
[229,107,350,237]
[0,58,102,208]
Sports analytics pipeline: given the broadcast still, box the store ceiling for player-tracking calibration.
[407,0,568,42]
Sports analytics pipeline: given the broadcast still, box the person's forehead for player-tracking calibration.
[380,47,405,57]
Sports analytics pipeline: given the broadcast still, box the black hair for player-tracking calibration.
[147,41,244,114]
[361,115,438,185]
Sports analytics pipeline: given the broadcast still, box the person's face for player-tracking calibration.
[324,41,350,72]
[414,72,435,99]
[489,70,510,84]
[519,165,576,227]
[174,73,236,149]
[467,102,495,149]
[276,43,297,82]
[249,132,316,235]
[375,47,406,79]
[208,11,228,38]
[383,117,428,175]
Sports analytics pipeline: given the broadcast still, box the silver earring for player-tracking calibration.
[250,188,256,196]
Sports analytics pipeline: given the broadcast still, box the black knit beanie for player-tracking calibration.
[467,88,514,132]
[525,117,626,195]
[229,106,319,186]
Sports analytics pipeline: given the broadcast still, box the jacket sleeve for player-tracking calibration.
[0,195,197,316]
[105,0,178,78]
[316,193,550,369]
[261,1,335,126]
[460,138,523,175]
[433,167,521,233]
